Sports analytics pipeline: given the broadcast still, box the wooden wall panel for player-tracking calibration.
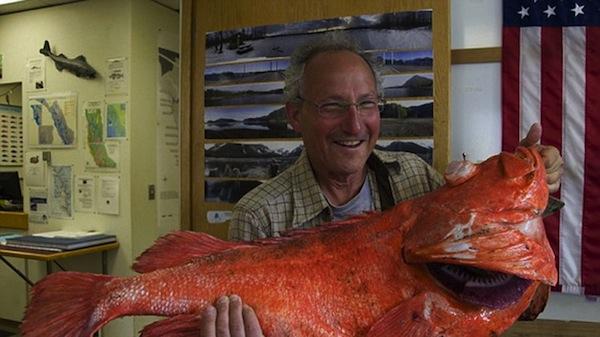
[183,0,450,236]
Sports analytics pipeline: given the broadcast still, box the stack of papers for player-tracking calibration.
[2,231,116,252]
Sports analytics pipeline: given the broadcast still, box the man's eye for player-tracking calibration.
[320,102,345,112]
[359,101,377,109]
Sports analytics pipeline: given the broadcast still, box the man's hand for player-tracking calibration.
[200,295,264,337]
[519,123,564,193]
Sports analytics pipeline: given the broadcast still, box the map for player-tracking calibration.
[50,165,73,219]
[106,102,127,139]
[83,101,119,170]
[28,93,77,147]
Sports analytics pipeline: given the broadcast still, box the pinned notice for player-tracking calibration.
[97,176,119,215]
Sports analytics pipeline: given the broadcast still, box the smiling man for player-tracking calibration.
[228,33,444,241]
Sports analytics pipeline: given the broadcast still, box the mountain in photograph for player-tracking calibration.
[205,70,285,85]
[376,140,433,164]
[205,11,431,49]
[204,87,284,105]
[206,106,287,125]
[377,56,433,67]
[380,102,432,119]
[400,75,433,88]
[376,141,431,154]
[243,106,288,126]
[206,143,303,159]
[206,143,281,158]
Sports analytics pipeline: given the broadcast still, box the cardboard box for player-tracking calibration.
[0,211,28,230]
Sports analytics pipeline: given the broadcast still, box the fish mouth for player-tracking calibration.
[427,263,532,309]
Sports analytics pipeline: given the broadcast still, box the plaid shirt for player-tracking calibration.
[228,149,444,241]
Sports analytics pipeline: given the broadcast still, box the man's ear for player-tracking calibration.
[286,101,302,133]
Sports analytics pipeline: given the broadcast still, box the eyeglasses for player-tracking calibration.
[296,96,383,119]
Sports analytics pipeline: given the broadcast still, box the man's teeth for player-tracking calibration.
[336,140,362,147]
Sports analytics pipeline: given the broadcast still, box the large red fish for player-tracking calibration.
[21,147,556,337]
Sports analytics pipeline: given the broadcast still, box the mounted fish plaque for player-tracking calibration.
[39,40,97,79]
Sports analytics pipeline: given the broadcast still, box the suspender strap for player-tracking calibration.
[366,154,395,211]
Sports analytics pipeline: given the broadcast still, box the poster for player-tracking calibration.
[49,165,73,219]
[75,176,95,213]
[157,31,180,231]
[97,176,119,215]
[24,151,46,186]
[28,187,49,224]
[83,100,120,170]
[106,57,128,95]
[106,101,127,139]
[28,92,77,147]
[0,104,23,165]
[26,57,45,92]
[203,11,435,204]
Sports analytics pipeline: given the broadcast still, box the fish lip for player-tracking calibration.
[426,263,533,309]
[404,216,558,286]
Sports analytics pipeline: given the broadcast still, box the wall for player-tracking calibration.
[450,0,600,323]
[129,0,179,331]
[0,1,179,336]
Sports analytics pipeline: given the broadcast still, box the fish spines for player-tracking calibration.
[21,271,115,337]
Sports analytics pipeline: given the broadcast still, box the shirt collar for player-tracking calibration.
[290,151,331,227]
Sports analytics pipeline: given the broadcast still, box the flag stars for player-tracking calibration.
[518,6,530,18]
[544,5,557,18]
[572,3,584,17]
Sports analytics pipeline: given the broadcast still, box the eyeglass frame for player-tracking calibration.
[295,95,385,119]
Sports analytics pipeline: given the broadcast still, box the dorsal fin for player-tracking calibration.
[74,55,87,62]
[271,212,375,239]
[133,231,254,273]
[133,212,380,273]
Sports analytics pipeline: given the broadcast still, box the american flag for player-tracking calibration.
[502,0,600,296]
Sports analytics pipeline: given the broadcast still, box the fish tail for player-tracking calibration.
[21,272,115,337]
[39,40,51,56]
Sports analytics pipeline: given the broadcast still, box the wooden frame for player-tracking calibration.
[181,0,450,237]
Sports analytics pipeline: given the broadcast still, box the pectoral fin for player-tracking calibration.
[366,293,444,337]
[140,314,202,337]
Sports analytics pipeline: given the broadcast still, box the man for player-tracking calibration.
[200,33,563,336]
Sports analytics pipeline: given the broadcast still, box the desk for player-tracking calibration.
[0,242,119,286]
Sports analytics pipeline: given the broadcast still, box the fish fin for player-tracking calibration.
[133,231,254,273]
[277,212,378,239]
[39,40,51,56]
[500,151,535,178]
[140,314,202,337]
[75,55,88,62]
[22,272,115,337]
[366,293,442,337]
[54,57,65,71]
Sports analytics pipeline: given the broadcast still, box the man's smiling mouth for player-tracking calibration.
[334,140,364,148]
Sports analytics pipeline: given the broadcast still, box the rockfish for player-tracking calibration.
[21,147,557,337]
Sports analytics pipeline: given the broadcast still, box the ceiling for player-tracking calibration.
[0,0,179,15]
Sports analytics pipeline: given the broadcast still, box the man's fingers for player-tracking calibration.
[538,145,563,193]
[546,166,563,193]
[540,146,563,173]
[216,296,231,337]
[520,123,542,147]
[200,305,217,337]
[242,304,264,337]
[229,295,246,337]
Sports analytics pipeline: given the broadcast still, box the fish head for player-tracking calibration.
[403,146,557,309]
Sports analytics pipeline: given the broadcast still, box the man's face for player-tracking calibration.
[287,51,380,180]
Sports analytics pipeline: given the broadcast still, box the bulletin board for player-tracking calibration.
[181,0,450,238]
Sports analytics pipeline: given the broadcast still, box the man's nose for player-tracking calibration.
[340,105,362,134]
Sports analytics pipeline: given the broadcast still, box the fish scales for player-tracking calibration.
[21,147,557,337]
